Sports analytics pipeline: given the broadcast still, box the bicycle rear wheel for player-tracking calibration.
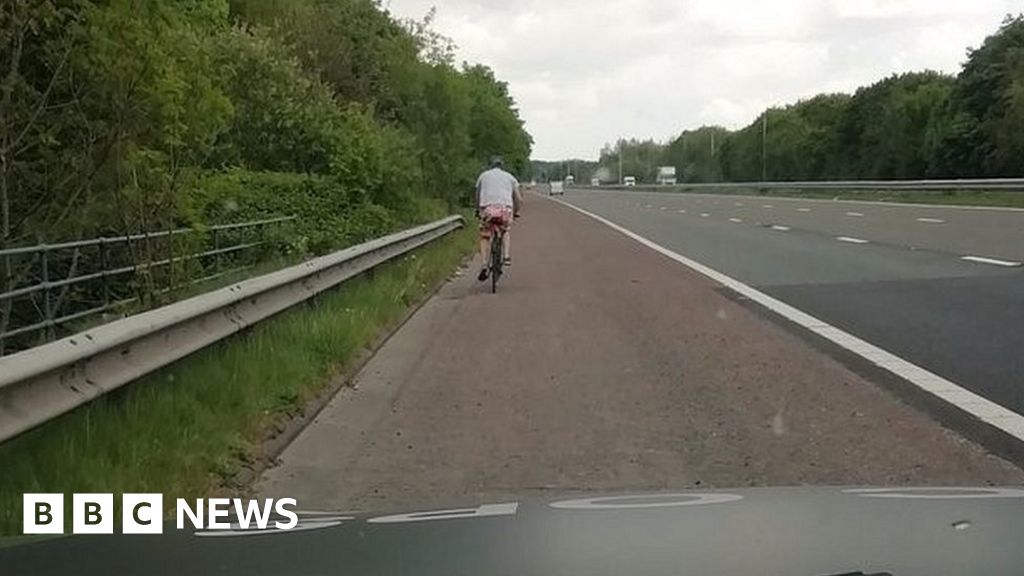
[490,233,502,293]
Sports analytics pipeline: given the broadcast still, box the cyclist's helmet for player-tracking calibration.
[489,155,503,168]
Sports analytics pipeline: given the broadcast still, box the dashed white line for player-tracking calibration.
[734,202,744,207]
[845,212,865,217]
[728,218,743,223]
[677,209,686,214]
[659,206,667,210]
[961,256,1022,268]
[770,225,790,231]
[797,208,811,212]
[763,204,774,209]
[837,236,869,244]
[916,217,945,223]
[700,213,710,218]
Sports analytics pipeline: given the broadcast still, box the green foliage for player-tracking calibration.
[567,15,1023,184]
[941,15,1024,176]
[3,0,531,248]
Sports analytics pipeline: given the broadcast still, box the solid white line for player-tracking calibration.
[916,217,945,223]
[770,225,790,231]
[546,195,1024,443]
[846,212,865,217]
[797,208,811,212]
[837,236,869,244]
[728,218,743,223]
[961,256,1022,267]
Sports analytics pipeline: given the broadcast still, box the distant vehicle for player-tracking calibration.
[623,176,636,187]
[549,181,564,195]
[590,177,600,187]
[656,166,677,186]
[564,175,575,186]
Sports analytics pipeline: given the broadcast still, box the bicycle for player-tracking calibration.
[482,211,518,294]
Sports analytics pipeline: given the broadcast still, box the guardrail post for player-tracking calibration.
[41,246,53,341]
[167,227,176,295]
[99,237,110,307]
[212,227,220,273]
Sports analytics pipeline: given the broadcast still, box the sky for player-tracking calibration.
[382,0,1020,160]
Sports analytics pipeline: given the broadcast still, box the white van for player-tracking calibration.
[549,181,564,195]
[623,176,637,187]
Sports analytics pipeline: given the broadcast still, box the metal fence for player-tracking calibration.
[0,215,463,443]
[0,216,295,355]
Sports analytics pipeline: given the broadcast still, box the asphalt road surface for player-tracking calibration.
[556,189,1024,418]
[258,194,1023,512]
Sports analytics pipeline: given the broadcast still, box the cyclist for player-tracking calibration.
[475,156,521,282]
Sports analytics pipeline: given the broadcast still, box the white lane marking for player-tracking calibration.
[728,218,743,223]
[652,191,1024,213]
[660,206,667,210]
[845,211,865,217]
[734,202,744,207]
[547,195,1024,444]
[837,236,869,244]
[797,208,811,212]
[677,209,687,214]
[961,256,1022,267]
[763,204,774,209]
[700,213,710,218]
[916,217,945,223]
[644,204,653,208]
[770,225,790,231]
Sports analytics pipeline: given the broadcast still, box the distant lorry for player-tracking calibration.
[590,177,600,187]
[549,181,564,195]
[656,166,677,185]
[564,175,575,186]
[623,176,636,187]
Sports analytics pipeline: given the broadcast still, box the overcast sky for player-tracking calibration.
[382,0,1018,160]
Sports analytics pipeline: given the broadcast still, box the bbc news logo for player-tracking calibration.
[23,494,298,535]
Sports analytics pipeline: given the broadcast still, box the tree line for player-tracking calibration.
[566,15,1023,184]
[1,0,533,253]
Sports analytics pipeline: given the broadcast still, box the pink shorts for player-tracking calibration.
[479,204,513,237]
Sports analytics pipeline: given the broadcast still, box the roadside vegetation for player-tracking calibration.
[536,15,1024,191]
[0,0,527,534]
[0,223,476,535]
[1,0,531,329]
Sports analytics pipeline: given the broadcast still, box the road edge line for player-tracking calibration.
[545,195,1024,447]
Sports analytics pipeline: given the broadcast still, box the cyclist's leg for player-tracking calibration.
[477,216,492,281]
[501,207,513,263]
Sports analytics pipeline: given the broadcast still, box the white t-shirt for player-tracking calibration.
[476,168,519,207]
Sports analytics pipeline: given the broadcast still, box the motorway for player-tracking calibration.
[258,193,1023,512]
[558,188,1024,418]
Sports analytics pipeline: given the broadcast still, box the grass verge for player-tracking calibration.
[0,221,475,535]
